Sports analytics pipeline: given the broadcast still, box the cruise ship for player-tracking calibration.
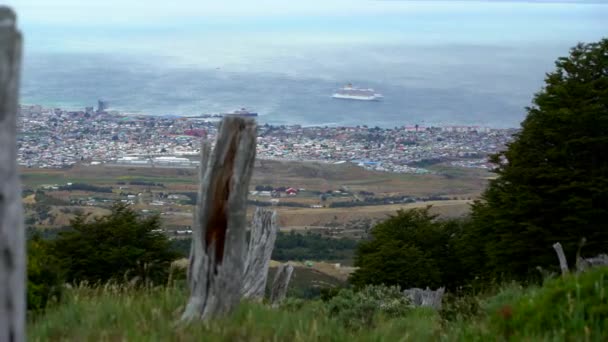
[332,84,383,101]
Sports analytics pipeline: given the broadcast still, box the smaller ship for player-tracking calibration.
[221,108,259,117]
[197,108,258,121]
[332,84,383,101]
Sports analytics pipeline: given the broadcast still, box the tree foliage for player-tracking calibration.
[27,235,64,312]
[471,38,608,279]
[51,203,178,285]
[350,207,468,289]
[171,231,358,262]
[272,231,358,261]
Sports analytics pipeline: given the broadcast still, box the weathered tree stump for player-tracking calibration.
[403,287,445,310]
[577,254,608,272]
[182,117,257,321]
[242,207,278,300]
[574,238,608,273]
[551,240,608,275]
[0,7,25,342]
[552,242,570,276]
[270,263,294,307]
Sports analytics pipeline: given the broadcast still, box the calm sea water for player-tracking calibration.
[18,1,608,128]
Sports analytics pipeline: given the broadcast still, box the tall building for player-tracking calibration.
[97,99,109,113]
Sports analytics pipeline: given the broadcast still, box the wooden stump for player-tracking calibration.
[552,242,570,276]
[242,207,278,300]
[182,117,257,321]
[270,263,294,307]
[0,6,25,342]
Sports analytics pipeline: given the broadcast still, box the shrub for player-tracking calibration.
[325,285,411,329]
[50,203,179,285]
[440,292,482,322]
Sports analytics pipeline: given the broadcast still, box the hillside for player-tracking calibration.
[29,267,608,341]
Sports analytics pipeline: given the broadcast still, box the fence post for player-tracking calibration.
[0,6,25,342]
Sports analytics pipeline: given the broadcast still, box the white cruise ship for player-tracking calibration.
[332,84,383,101]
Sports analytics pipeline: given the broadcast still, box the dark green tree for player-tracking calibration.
[471,38,608,279]
[27,235,64,312]
[51,203,178,285]
[350,207,467,289]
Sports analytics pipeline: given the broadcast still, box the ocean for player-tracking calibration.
[16,0,608,128]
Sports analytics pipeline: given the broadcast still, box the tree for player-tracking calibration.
[27,236,63,312]
[350,207,467,290]
[51,203,178,285]
[471,39,608,280]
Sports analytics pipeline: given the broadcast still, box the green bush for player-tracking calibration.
[50,203,179,286]
[440,292,482,322]
[350,207,469,290]
[325,285,411,329]
[27,236,64,312]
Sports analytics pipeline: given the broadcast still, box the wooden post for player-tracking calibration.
[0,6,25,342]
[182,117,257,321]
[552,242,569,276]
[242,207,278,300]
[270,263,294,307]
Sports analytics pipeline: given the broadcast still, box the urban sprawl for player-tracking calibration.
[18,104,517,173]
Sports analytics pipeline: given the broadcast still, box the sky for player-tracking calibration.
[9,0,606,57]
[5,0,608,127]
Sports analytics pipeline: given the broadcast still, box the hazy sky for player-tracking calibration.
[9,0,606,57]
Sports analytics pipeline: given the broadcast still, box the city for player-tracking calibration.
[18,103,517,173]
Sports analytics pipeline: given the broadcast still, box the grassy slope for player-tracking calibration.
[29,268,608,341]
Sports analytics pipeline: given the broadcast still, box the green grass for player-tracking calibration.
[29,284,440,341]
[446,268,608,341]
[21,173,67,186]
[113,175,194,184]
[29,268,608,341]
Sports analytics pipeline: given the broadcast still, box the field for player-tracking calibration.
[21,160,489,234]
[21,160,489,197]
[274,200,471,229]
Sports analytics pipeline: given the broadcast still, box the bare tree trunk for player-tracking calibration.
[242,207,278,300]
[552,242,569,276]
[0,7,25,342]
[270,263,294,307]
[182,117,257,321]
